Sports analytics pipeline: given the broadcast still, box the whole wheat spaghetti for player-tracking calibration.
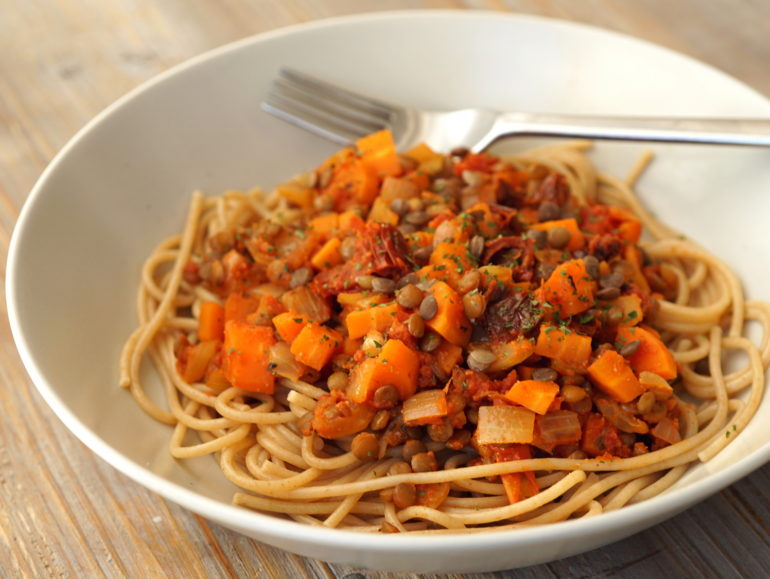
[120,132,770,533]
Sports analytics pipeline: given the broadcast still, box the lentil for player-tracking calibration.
[420,332,441,353]
[620,339,642,358]
[373,384,400,409]
[462,292,486,319]
[411,451,438,473]
[397,284,424,309]
[351,432,379,461]
[532,367,558,382]
[419,295,438,320]
[326,371,348,391]
[467,348,496,372]
[392,483,417,508]
[371,276,397,294]
[290,267,313,288]
[407,313,425,338]
[547,226,571,249]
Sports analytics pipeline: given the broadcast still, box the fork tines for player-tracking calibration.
[262,67,396,144]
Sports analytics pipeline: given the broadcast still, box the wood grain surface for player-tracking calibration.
[2,1,770,577]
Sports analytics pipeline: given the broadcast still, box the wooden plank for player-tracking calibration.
[2,1,770,577]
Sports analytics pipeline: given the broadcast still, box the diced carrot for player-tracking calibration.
[272,312,308,343]
[587,349,645,403]
[530,218,585,251]
[312,393,376,439]
[198,301,225,342]
[222,321,276,393]
[493,445,539,504]
[609,206,642,243]
[289,323,342,371]
[402,170,431,191]
[404,142,443,167]
[308,212,339,235]
[505,379,560,415]
[224,292,261,323]
[345,303,400,339]
[424,281,471,346]
[616,325,678,380]
[533,325,592,370]
[325,158,379,210]
[405,231,433,252]
[433,341,463,377]
[337,292,389,310]
[379,176,420,202]
[338,210,366,231]
[367,197,399,225]
[180,339,220,383]
[347,339,420,402]
[487,338,535,372]
[539,259,596,318]
[479,265,513,290]
[310,237,344,270]
[356,129,401,177]
[429,242,476,291]
[464,202,499,238]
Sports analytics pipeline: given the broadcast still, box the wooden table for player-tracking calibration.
[2,1,770,577]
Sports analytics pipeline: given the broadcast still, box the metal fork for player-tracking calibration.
[262,68,770,152]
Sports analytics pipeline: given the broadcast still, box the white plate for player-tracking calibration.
[7,10,770,573]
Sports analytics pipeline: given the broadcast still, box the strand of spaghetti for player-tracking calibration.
[383,503,410,533]
[672,334,710,364]
[647,239,743,336]
[214,388,295,424]
[396,506,466,530]
[255,430,309,469]
[279,378,328,400]
[301,435,359,470]
[286,390,318,413]
[120,192,204,388]
[666,263,692,305]
[323,464,386,528]
[222,440,325,492]
[436,471,586,527]
[232,494,385,517]
[442,496,508,510]
[625,149,654,188]
[170,404,251,459]
[601,473,659,511]
[597,172,676,240]
[696,399,744,426]
[699,336,764,461]
[124,338,176,424]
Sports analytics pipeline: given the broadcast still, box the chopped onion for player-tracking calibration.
[402,389,448,426]
[269,342,305,381]
[280,286,331,322]
[651,417,681,445]
[475,405,535,445]
[534,410,582,447]
[594,397,649,434]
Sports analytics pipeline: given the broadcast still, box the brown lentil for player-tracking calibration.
[600,271,625,289]
[411,451,438,473]
[636,391,657,414]
[420,332,441,353]
[397,272,420,288]
[350,432,379,461]
[407,313,425,338]
[370,409,391,431]
[427,421,454,443]
[290,267,313,288]
[405,210,430,226]
[465,407,479,425]
[529,228,548,250]
[469,235,486,260]
[619,339,642,358]
[397,223,417,235]
[388,461,413,476]
[412,245,433,262]
[340,236,357,260]
[532,367,558,382]
[371,277,397,294]
[419,295,439,320]
[397,284,424,309]
[583,255,600,280]
[538,201,561,222]
[390,198,409,216]
[596,287,621,301]
[462,292,486,319]
[547,226,571,249]
[373,384,400,409]
[467,348,496,372]
[392,482,417,508]
[355,274,375,289]
[457,270,481,294]
[562,385,588,403]
[402,439,427,462]
[537,263,556,281]
[327,371,348,391]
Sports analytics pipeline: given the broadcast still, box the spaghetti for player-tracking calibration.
[119,131,770,533]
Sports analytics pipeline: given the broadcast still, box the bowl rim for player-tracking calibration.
[7,8,770,556]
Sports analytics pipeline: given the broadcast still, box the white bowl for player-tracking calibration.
[8,11,770,573]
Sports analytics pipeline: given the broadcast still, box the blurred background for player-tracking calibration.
[2,1,769,577]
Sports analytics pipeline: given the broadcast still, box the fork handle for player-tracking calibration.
[481,113,770,149]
